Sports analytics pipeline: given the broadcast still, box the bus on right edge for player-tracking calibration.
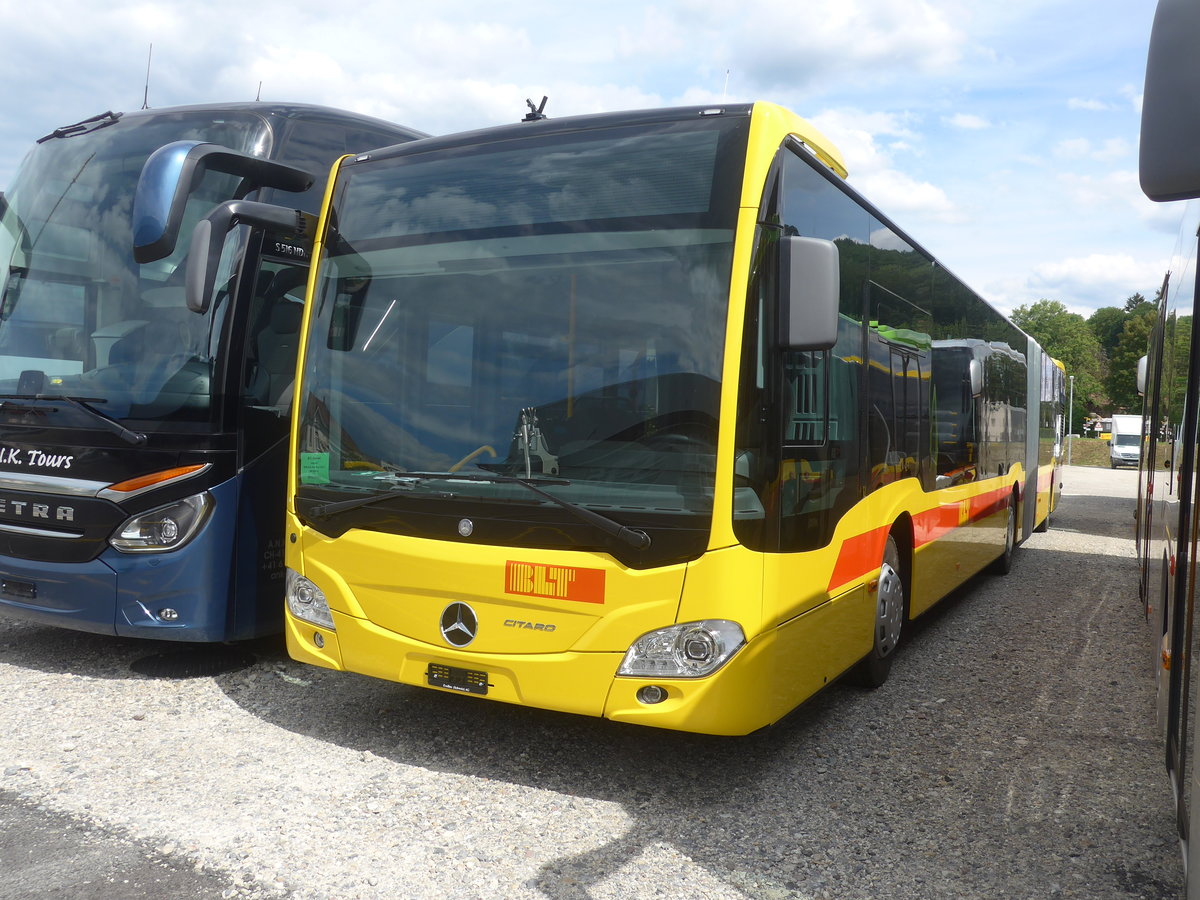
[1139,0,1200,891]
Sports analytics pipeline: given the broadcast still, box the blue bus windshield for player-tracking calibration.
[0,112,270,429]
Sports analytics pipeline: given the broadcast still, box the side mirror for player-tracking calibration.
[132,141,314,264]
[186,200,316,313]
[968,358,983,398]
[1137,355,1148,396]
[779,235,839,350]
[1141,0,1200,200]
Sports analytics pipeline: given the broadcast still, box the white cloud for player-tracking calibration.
[811,107,960,223]
[1122,85,1144,114]
[945,113,991,130]
[1058,170,1141,210]
[1028,253,1167,308]
[810,108,919,170]
[1053,138,1132,163]
[1054,138,1093,160]
[853,169,961,222]
[667,0,965,92]
[1068,98,1111,112]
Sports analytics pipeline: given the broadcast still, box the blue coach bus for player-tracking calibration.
[0,102,423,640]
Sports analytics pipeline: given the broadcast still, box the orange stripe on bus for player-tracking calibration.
[828,525,891,593]
[913,504,960,547]
[969,487,1009,521]
[827,485,1015,593]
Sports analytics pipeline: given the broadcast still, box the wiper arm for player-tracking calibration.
[461,472,650,550]
[37,111,123,143]
[305,471,651,550]
[303,471,559,520]
[0,394,147,445]
[304,481,419,520]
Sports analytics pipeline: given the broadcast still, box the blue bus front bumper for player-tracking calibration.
[0,480,266,642]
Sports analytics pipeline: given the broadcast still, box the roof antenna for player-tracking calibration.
[256,81,263,102]
[523,96,549,122]
[141,44,153,110]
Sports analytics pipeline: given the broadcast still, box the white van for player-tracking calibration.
[1110,414,1142,468]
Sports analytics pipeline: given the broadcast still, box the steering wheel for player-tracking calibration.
[631,413,718,451]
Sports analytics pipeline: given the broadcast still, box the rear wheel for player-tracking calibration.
[991,494,1018,575]
[855,534,905,688]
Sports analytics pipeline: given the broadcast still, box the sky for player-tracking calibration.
[0,0,1172,319]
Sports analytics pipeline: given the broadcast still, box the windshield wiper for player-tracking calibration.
[0,394,147,445]
[37,111,123,143]
[305,471,651,550]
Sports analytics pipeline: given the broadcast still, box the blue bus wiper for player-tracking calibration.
[306,471,651,550]
[36,111,123,143]
[0,393,147,445]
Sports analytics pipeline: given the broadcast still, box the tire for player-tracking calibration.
[854,534,906,688]
[990,494,1018,575]
[1034,503,1049,533]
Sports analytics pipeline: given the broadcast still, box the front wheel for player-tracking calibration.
[854,534,906,688]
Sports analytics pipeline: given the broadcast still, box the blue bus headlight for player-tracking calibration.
[286,569,335,630]
[617,620,745,678]
[110,493,213,553]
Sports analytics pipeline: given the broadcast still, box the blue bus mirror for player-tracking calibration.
[780,235,839,350]
[132,141,314,264]
[185,200,315,313]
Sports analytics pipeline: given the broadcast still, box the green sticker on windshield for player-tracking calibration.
[300,452,330,484]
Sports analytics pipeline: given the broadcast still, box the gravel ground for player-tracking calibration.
[0,465,1184,899]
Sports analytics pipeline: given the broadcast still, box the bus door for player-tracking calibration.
[232,242,312,633]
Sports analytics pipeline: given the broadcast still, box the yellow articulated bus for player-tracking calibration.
[183,102,1056,734]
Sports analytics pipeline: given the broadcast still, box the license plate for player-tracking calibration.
[427,663,489,696]
[1,579,36,600]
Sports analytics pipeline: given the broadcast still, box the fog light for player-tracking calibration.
[313,632,325,649]
[157,608,179,622]
[636,685,667,704]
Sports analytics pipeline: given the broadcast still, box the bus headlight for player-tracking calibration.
[617,620,745,678]
[286,569,335,630]
[110,493,213,553]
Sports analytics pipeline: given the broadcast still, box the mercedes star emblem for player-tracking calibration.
[439,602,478,647]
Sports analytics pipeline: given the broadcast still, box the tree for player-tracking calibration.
[1124,291,1152,313]
[1107,306,1157,412]
[1011,298,1106,427]
[1087,306,1126,359]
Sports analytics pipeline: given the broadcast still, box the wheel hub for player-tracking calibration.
[876,562,904,656]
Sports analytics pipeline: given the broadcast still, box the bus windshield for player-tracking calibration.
[296,117,749,561]
[0,111,269,430]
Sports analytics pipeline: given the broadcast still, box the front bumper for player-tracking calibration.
[286,607,782,736]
